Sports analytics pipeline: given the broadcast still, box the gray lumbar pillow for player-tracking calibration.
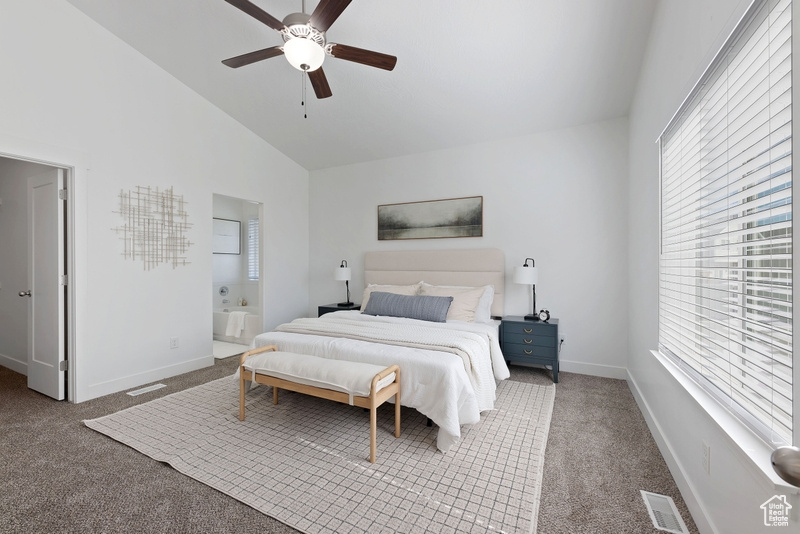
[362,291,453,323]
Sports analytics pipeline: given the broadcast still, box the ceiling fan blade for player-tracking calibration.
[309,0,352,32]
[222,46,284,68]
[329,44,397,71]
[308,68,333,99]
[224,0,285,31]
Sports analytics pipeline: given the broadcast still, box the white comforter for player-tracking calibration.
[249,311,510,452]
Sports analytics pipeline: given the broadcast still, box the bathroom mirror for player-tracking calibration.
[212,218,240,254]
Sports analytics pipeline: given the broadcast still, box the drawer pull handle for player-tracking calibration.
[524,349,533,355]
[524,328,533,333]
[523,339,532,344]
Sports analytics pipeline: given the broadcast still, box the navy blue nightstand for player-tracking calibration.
[500,316,559,383]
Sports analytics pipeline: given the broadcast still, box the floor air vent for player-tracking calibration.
[640,490,689,534]
[126,383,166,396]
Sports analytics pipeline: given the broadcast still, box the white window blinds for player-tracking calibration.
[247,218,259,281]
[659,0,792,445]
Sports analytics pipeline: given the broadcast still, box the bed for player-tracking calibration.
[249,248,510,452]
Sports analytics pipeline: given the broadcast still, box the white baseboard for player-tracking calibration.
[77,355,214,402]
[559,359,628,379]
[0,352,27,375]
[510,359,627,379]
[627,369,715,534]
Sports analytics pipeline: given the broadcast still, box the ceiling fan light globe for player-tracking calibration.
[283,38,325,72]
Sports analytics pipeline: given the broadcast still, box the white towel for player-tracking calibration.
[225,311,248,337]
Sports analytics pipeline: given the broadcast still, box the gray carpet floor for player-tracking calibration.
[0,358,698,534]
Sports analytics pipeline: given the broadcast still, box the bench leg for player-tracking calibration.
[370,405,377,463]
[273,386,279,405]
[239,372,246,421]
[394,394,401,438]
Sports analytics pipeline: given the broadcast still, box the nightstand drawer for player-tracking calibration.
[502,321,554,337]
[502,342,554,360]
[502,331,556,348]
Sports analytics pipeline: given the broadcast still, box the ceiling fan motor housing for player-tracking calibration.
[281,13,326,47]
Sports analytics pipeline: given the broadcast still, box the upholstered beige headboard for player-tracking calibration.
[364,248,505,318]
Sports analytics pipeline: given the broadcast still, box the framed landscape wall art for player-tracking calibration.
[378,196,483,240]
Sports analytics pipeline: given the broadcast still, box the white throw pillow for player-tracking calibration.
[474,285,495,323]
[419,284,486,323]
[360,283,421,311]
[420,282,495,323]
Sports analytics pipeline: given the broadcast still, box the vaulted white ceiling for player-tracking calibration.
[64,0,658,170]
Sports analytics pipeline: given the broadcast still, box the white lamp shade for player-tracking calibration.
[283,38,325,72]
[513,265,538,285]
[334,266,352,281]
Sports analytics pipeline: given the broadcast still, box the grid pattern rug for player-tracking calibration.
[85,376,555,534]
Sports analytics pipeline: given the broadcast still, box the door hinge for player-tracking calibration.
[60,274,68,286]
[59,360,68,372]
[58,189,67,200]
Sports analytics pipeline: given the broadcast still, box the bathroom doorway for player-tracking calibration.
[211,194,263,358]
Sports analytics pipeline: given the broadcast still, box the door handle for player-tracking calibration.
[18,290,31,297]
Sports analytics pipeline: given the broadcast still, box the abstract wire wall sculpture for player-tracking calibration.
[112,186,193,271]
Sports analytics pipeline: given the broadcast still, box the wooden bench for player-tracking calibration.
[239,345,401,463]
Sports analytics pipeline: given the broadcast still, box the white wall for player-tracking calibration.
[628,0,799,532]
[0,158,54,374]
[310,117,630,378]
[0,0,309,401]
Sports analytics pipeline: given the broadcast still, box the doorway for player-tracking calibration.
[211,194,263,358]
[0,155,72,400]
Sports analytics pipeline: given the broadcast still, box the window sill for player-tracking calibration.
[649,349,799,494]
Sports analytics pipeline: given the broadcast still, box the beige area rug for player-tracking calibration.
[85,376,555,534]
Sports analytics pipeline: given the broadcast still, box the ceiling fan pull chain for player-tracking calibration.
[302,72,308,119]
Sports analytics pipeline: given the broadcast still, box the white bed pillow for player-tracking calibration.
[420,282,495,323]
[418,283,487,323]
[360,283,421,311]
[475,285,495,323]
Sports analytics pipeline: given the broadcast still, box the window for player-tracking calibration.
[658,0,792,445]
[247,218,259,281]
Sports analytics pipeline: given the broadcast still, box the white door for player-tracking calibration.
[24,168,65,399]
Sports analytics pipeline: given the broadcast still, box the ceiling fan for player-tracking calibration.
[222,0,397,99]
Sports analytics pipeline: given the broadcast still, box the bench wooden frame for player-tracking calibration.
[239,345,401,463]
